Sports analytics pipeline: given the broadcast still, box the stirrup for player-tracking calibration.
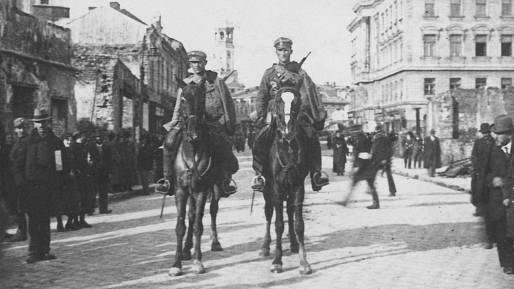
[313,171,329,187]
[156,178,171,194]
[251,175,265,191]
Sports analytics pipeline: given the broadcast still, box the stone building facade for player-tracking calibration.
[67,2,188,135]
[348,0,514,134]
[0,0,76,136]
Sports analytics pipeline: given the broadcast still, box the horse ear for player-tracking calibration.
[176,76,187,89]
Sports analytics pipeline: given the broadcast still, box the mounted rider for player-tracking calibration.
[162,50,238,197]
[251,37,329,192]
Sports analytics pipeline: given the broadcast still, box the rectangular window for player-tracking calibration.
[450,35,462,57]
[423,35,436,57]
[476,0,487,17]
[40,0,49,4]
[450,78,461,90]
[475,35,487,56]
[502,35,512,56]
[424,78,435,95]
[475,78,487,89]
[451,0,461,16]
[425,0,435,16]
[502,0,512,15]
[502,78,513,89]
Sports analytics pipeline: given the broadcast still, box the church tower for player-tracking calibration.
[213,26,235,79]
[213,25,244,92]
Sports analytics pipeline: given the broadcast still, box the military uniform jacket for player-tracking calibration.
[171,70,236,136]
[255,63,326,131]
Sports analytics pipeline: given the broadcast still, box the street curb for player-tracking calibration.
[391,169,468,193]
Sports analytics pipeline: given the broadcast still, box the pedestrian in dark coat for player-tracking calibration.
[412,134,424,169]
[21,110,64,263]
[137,135,154,195]
[476,115,514,274]
[5,118,28,242]
[87,135,113,214]
[372,126,397,198]
[402,132,414,169]
[470,123,494,221]
[71,133,92,228]
[424,129,442,177]
[332,131,348,175]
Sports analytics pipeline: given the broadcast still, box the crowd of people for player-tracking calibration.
[0,111,164,263]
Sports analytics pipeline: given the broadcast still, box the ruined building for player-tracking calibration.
[66,2,188,135]
[0,0,76,136]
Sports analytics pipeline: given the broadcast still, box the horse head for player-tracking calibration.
[177,78,206,144]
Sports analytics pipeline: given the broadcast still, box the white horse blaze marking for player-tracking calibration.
[281,92,295,133]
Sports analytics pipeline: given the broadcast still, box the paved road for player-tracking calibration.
[1,153,513,289]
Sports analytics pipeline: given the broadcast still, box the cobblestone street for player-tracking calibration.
[1,154,513,289]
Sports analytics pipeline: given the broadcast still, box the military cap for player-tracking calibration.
[188,50,207,62]
[274,37,293,48]
[13,117,26,128]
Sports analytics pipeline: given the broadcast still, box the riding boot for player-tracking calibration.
[251,125,273,192]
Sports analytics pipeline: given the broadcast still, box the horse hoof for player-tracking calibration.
[192,261,206,274]
[168,267,182,277]
[290,244,299,254]
[270,264,283,273]
[211,241,223,252]
[299,264,312,275]
[259,248,270,257]
[182,250,192,260]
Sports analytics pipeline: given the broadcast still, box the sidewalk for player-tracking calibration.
[390,158,471,193]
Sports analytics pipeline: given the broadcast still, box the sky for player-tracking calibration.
[63,0,356,87]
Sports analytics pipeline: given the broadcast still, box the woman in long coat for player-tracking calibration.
[332,131,348,175]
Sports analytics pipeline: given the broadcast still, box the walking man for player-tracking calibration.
[87,134,112,214]
[251,37,328,192]
[372,125,396,198]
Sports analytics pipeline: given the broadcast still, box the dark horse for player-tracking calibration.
[167,79,223,276]
[260,87,312,275]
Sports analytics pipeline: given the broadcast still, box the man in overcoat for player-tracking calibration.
[71,132,92,227]
[372,125,397,198]
[87,135,113,214]
[424,129,441,177]
[470,123,494,223]
[251,37,328,192]
[21,109,65,263]
[477,115,514,274]
[332,130,348,176]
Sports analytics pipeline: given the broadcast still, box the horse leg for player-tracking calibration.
[182,196,194,260]
[287,198,299,253]
[210,193,223,251]
[271,195,284,273]
[191,192,207,274]
[260,191,273,257]
[294,187,312,275]
[169,189,187,277]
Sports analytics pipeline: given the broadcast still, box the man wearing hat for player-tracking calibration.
[470,123,494,220]
[21,109,65,263]
[251,37,328,192]
[475,115,514,274]
[423,129,441,177]
[163,50,238,198]
[5,118,29,242]
[371,125,396,199]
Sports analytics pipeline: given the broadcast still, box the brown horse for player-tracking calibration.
[259,87,312,275]
[167,80,221,276]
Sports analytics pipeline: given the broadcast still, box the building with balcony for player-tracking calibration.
[348,0,514,134]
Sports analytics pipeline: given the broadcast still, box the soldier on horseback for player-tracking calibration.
[162,50,238,198]
[251,37,329,192]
